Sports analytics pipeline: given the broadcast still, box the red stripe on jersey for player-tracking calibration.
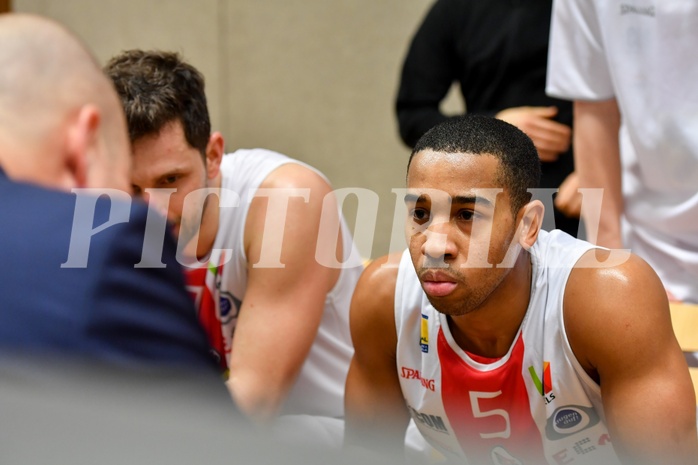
[437,328,544,463]
[186,267,228,371]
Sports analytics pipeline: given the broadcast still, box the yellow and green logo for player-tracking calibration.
[529,361,554,403]
[420,314,429,353]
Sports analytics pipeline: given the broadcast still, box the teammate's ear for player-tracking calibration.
[517,199,544,249]
[205,131,224,179]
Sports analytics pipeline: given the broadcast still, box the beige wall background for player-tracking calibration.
[15,0,462,258]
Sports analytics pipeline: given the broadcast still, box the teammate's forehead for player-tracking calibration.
[406,150,502,204]
[408,150,499,179]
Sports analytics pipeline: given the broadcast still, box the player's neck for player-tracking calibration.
[195,174,222,261]
[447,252,533,359]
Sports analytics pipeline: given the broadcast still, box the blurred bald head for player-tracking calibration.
[0,13,130,191]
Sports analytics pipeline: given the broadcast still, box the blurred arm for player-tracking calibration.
[227,163,342,420]
[344,254,410,457]
[573,99,623,247]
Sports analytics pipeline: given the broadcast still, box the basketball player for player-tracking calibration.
[344,115,697,465]
[105,50,363,446]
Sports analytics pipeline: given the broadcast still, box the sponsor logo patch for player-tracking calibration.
[420,314,429,353]
[528,362,555,404]
[545,405,601,440]
[219,291,241,324]
[620,4,655,17]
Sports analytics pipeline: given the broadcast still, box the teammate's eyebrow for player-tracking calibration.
[404,193,428,204]
[452,195,494,208]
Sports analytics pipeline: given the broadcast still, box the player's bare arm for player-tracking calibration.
[564,250,698,465]
[227,163,342,420]
[344,253,410,456]
[573,99,623,248]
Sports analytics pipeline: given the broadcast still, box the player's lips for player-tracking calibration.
[420,270,458,297]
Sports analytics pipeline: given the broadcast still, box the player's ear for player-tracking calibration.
[205,131,224,180]
[516,199,544,250]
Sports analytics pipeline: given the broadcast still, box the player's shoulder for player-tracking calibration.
[360,254,402,295]
[260,159,333,195]
[564,249,669,348]
[350,253,403,350]
[564,249,674,380]
[352,254,402,318]
[567,249,664,304]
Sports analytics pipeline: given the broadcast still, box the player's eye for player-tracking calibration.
[456,210,474,221]
[159,174,180,186]
[411,208,430,224]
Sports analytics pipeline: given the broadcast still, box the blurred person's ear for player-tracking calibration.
[63,104,101,189]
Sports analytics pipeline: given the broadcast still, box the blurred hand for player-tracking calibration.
[496,106,571,162]
[554,172,582,219]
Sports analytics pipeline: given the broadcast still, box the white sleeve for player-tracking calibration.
[546,0,615,101]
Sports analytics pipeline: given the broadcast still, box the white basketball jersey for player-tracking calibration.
[547,0,698,302]
[186,148,362,418]
[395,230,620,464]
